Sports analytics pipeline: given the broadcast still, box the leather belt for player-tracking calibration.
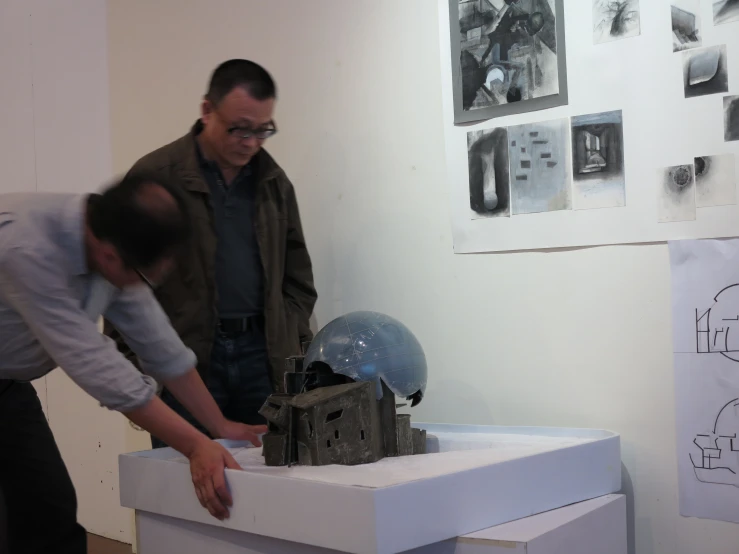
[217,315,263,334]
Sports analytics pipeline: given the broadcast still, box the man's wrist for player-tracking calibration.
[182,432,212,458]
[209,418,231,440]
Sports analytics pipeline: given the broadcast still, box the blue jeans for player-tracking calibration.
[151,324,274,449]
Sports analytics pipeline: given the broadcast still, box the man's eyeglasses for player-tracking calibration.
[226,124,278,141]
[135,268,156,290]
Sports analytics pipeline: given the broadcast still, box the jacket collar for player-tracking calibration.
[174,120,283,193]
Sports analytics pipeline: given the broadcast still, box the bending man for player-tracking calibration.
[0,175,266,554]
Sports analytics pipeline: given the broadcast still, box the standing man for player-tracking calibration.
[105,60,317,448]
[0,176,267,554]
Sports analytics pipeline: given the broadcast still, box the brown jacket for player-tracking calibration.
[103,123,317,391]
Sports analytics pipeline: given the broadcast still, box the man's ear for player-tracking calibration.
[201,98,214,122]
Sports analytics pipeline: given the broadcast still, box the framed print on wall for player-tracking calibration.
[450,0,569,124]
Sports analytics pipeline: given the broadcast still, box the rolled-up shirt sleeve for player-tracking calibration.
[104,286,196,383]
[0,247,158,412]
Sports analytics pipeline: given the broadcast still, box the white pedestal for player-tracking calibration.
[134,495,626,554]
[120,424,621,554]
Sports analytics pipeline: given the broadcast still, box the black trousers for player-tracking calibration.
[0,380,87,553]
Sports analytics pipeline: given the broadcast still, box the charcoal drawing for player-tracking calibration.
[672,1,702,52]
[467,127,511,218]
[453,0,568,123]
[725,96,739,142]
[571,110,625,210]
[683,45,729,99]
[593,0,641,44]
[694,154,736,208]
[508,118,571,215]
[713,0,739,25]
[658,164,696,222]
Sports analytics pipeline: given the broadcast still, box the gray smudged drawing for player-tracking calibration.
[458,0,560,112]
[467,127,511,219]
[508,118,571,215]
[683,45,729,99]
[694,154,736,208]
[714,0,739,25]
[672,1,702,53]
[725,96,739,142]
[658,164,696,223]
[570,110,626,210]
[593,0,641,45]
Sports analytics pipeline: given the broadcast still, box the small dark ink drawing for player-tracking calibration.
[683,45,729,99]
[658,164,696,223]
[571,110,625,210]
[672,2,701,53]
[467,127,511,219]
[713,0,739,26]
[593,0,641,44]
[724,96,739,142]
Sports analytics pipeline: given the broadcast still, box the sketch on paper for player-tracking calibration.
[454,0,566,122]
[658,165,696,222]
[593,0,641,44]
[691,398,739,487]
[508,118,571,215]
[670,239,739,524]
[672,1,702,52]
[683,46,729,99]
[694,154,736,208]
[467,127,511,219]
[713,0,739,25]
[725,96,739,142]
[570,110,625,210]
[695,284,739,360]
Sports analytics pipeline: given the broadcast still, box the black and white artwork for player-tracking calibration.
[725,96,739,142]
[658,164,696,222]
[593,0,641,44]
[467,127,511,219]
[508,118,571,215]
[452,0,568,124]
[571,110,625,210]
[694,154,736,208]
[713,0,739,26]
[683,45,729,99]
[672,1,702,52]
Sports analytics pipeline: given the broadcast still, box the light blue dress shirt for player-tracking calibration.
[0,192,195,412]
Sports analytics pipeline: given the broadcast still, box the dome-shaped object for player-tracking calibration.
[304,311,427,406]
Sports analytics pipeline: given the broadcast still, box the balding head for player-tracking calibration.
[87,173,192,271]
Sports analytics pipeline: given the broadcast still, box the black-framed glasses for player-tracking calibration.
[226,123,278,140]
[134,268,156,290]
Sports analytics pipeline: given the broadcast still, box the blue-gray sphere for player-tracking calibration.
[304,311,427,405]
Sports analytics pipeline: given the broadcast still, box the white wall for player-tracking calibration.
[0,0,132,544]
[106,1,739,553]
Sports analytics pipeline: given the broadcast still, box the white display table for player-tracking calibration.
[119,424,621,554]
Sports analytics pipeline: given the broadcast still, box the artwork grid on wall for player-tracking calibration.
[467,110,630,219]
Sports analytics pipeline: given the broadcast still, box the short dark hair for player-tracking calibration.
[87,174,192,269]
[205,59,277,105]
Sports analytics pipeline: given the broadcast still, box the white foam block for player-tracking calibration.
[120,424,621,554]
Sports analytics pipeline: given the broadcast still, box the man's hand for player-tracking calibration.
[187,438,242,520]
[214,420,268,446]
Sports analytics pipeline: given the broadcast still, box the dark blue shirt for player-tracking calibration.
[196,145,265,318]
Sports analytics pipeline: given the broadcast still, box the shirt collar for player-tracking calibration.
[60,194,90,276]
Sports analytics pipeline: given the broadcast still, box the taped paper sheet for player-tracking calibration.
[669,238,739,523]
